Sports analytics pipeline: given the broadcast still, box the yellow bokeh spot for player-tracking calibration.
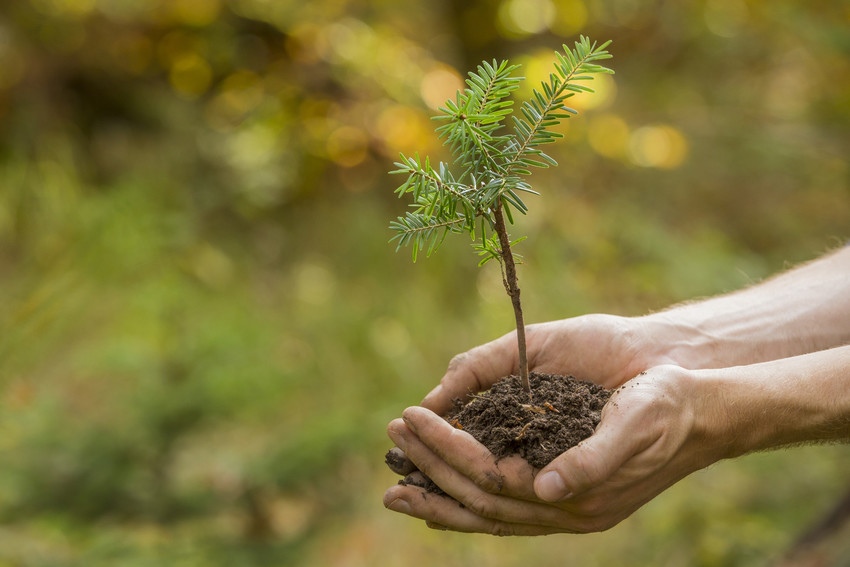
[169,53,213,99]
[169,0,221,26]
[375,105,429,155]
[628,124,689,169]
[704,0,749,37]
[568,72,616,112]
[229,124,278,170]
[515,49,556,99]
[587,113,630,160]
[369,317,411,358]
[498,0,556,37]
[286,23,323,64]
[551,0,588,37]
[420,64,464,111]
[110,34,153,75]
[30,0,95,17]
[188,243,233,289]
[64,0,96,16]
[218,69,265,114]
[326,126,369,167]
[294,262,336,306]
[516,49,614,113]
[324,18,376,64]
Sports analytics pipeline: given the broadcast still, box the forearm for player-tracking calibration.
[698,345,850,458]
[642,246,850,369]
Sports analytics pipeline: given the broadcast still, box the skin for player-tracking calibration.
[383,246,850,535]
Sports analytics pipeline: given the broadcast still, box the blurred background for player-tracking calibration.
[0,0,848,565]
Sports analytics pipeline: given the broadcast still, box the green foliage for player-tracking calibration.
[390,37,613,264]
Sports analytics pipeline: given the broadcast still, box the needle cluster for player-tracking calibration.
[389,36,613,393]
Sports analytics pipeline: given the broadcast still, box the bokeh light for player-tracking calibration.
[704,0,749,37]
[551,0,589,37]
[368,317,411,359]
[587,112,630,160]
[169,52,213,98]
[628,124,689,169]
[326,125,369,167]
[375,104,432,156]
[169,0,221,26]
[498,0,556,37]
[420,64,464,111]
[30,0,96,17]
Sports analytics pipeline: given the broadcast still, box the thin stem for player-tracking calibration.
[493,200,530,399]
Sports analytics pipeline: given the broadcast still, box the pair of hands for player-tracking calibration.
[383,315,725,535]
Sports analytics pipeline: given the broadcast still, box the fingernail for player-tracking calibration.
[536,471,569,502]
[422,384,442,405]
[386,497,412,515]
[401,407,419,433]
[387,420,408,450]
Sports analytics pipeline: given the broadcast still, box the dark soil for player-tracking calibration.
[386,372,611,493]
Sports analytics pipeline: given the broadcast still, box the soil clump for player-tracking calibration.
[386,372,611,493]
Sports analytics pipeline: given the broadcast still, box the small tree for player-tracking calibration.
[390,36,613,399]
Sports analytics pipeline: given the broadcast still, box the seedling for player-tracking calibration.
[390,36,613,399]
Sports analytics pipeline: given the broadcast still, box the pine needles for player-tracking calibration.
[390,36,613,263]
[388,36,613,393]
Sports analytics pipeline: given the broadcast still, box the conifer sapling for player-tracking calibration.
[390,36,613,400]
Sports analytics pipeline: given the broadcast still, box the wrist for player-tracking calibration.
[675,366,743,463]
[636,313,719,370]
[640,302,807,370]
[693,346,850,459]
[690,368,753,460]
[640,249,850,370]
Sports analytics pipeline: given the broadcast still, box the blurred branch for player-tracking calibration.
[776,484,850,567]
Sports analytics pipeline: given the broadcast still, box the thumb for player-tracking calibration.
[420,331,520,416]
[534,421,639,502]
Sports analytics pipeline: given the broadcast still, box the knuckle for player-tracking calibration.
[464,493,497,518]
[573,493,609,518]
[568,496,626,534]
[446,352,469,373]
[470,467,504,494]
[489,522,518,537]
[573,516,616,534]
[409,453,435,479]
[568,445,607,489]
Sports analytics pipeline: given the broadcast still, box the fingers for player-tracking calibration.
[534,392,648,502]
[387,362,702,534]
[534,371,692,503]
[388,409,574,529]
[534,436,626,502]
[383,484,569,536]
[420,331,520,416]
[401,406,537,499]
[384,402,655,534]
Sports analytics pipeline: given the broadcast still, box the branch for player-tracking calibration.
[505,37,613,176]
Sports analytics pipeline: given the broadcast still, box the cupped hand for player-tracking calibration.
[384,365,725,535]
[420,314,679,416]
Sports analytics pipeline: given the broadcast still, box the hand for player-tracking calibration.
[384,365,724,534]
[420,314,681,416]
